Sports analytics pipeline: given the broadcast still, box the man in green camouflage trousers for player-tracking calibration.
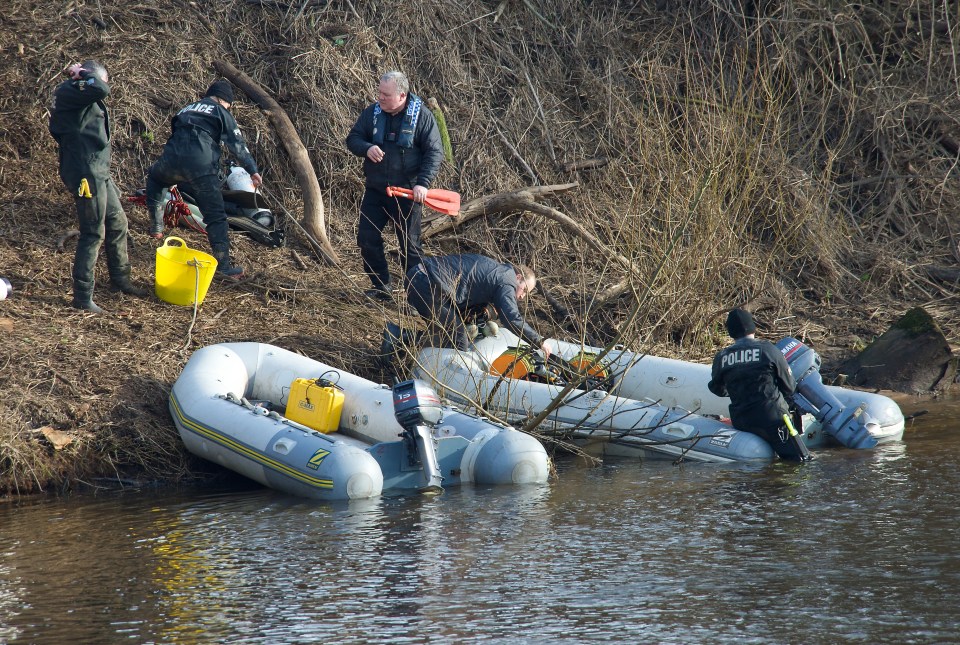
[49,59,146,313]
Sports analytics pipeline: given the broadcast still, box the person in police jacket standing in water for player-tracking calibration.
[145,79,261,279]
[708,308,809,461]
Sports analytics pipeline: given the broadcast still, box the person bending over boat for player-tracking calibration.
[144,80,261,279]
[707,308,808,461]
[406,254,551,357]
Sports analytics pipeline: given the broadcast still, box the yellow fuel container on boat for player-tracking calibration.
[284,378,344,433]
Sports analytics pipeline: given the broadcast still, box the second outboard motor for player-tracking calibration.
[777,337,879,450]
[392,379,445,493]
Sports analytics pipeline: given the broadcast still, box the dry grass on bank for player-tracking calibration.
[1,0,958,494]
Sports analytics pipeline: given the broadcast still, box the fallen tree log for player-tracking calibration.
[561,156,609,173]
[423,183,578,238]
[423,182,644,293]
[589,278,634,309]
[923,264,960,284]
[213,59,339,265]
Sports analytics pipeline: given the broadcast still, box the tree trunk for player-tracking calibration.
[213,59,339,265]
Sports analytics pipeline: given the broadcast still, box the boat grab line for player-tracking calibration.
[170,392,335,489]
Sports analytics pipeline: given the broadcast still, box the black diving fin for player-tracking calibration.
[225,215,285,248]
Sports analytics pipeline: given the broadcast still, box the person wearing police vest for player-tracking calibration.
[145,80,261,279]
[49,60,148,314]
[707,308,810,461]
[406,254,552,357]
[346,71,444,301]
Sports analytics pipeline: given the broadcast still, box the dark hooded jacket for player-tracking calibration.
[345,96,444,192]
[49,72,112,190]
[159,97,258,177]
[419,254,543,347]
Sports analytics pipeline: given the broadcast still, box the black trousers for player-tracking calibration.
[357,189,423,289]
[406,269,468,350]
[736,417,808,461]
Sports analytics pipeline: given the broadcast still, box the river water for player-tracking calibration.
[1,398,958,644]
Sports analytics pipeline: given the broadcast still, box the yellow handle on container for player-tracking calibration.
[161,236,187,248]
[159,236,214,269]
[78,178,92,198]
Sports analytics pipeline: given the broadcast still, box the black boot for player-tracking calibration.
[148,205,165,239]
[364,276,394,302]
[110,278,149,297]
[72,295,104,314]
[211,243,244,280]
[365,284,393,302]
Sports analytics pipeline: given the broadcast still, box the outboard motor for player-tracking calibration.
[392,379,445,493]
[777,337,879,450]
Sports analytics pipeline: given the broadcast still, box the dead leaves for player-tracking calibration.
[31,425,91,451]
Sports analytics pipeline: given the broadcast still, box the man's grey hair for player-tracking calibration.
[515,264,536,286]
[81,59,109,83]
[380,71,409,95]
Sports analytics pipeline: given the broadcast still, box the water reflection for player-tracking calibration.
[0,556,25,643]
[0,399,958,643]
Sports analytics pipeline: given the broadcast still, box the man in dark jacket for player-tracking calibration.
[49,60,147,313]
[145,80,261,278]
[346,71,444,300]
[406,254,551,356]
[707,308,808,460]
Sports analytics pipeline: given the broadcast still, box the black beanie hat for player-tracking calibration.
[726,308,757,339]
[205,79,234,104]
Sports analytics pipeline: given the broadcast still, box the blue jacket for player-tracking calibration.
[420,254,543,347]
